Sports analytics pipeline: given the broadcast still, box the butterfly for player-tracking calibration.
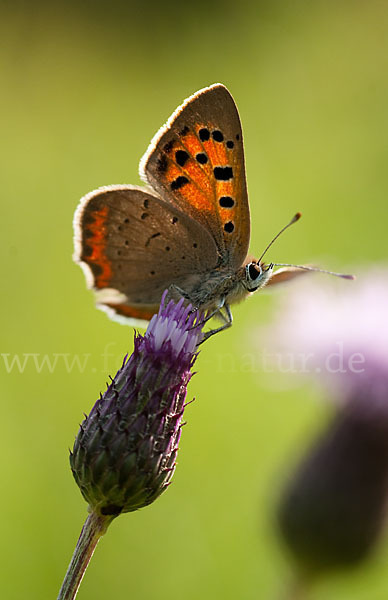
[74,84,353,338]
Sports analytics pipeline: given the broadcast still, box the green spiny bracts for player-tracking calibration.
[70,293,204,517]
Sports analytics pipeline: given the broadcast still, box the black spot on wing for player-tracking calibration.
[196,153,208,164]
[199,128,210,141]
[214,166,233,181]
[171,176,189,190]
[224,221,235,233]
[226,140,234,149]
[212,130,224,142]
[145,232,161,247]
[219,196,234,208]
[175,150,189,167]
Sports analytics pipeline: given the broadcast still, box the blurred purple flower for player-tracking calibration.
[70,291,204,517]
[260,269,388,397]
[260,270,388,579]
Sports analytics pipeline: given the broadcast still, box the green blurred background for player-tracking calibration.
[1,1,388,598]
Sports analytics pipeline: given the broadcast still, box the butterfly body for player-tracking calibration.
[171,260,274,308]
[74,84,305,332]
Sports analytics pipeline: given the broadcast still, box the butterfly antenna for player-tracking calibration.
[273,263,355,280]
[258,212,302,264]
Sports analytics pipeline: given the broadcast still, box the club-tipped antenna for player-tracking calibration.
[258,212,302,264]
[273,263,355,280]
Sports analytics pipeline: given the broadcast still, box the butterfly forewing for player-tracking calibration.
[140,84,250,270]
[74,185,219,320]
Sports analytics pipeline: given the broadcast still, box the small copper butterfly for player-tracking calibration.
[74,84,353,337]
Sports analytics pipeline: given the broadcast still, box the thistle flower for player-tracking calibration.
[58,292,204,600]
[260,269,388,392]
[260,271,388,584]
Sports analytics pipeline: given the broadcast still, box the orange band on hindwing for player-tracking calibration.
[81,205,113,288]
[105,303,157,321]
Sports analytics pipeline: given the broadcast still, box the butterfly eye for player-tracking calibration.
[244,262,264,292]
[248,263,261,281]
[244,261,275,293]
[244,262,263,292]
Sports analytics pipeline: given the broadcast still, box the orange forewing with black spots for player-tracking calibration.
[140,85,250,270]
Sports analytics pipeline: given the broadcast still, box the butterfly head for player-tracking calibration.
[243,261,274,293]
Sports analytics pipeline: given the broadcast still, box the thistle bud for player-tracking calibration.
[278,379,388,576]
[70,292,204,517]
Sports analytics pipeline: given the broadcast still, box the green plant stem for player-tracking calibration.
[57,510,114,600]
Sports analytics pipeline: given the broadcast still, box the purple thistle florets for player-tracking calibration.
[70,292,204,517]
[259,270,388,399]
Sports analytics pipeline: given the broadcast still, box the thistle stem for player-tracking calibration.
[57,510,114,600]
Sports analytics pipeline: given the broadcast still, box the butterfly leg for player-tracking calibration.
[194,296,226,327]
[167,286,233,341]
[167,284,193,303]
[200,302,233,343]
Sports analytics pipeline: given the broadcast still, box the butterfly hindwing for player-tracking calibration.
[73,185,219,320]
[140,84,250,270]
